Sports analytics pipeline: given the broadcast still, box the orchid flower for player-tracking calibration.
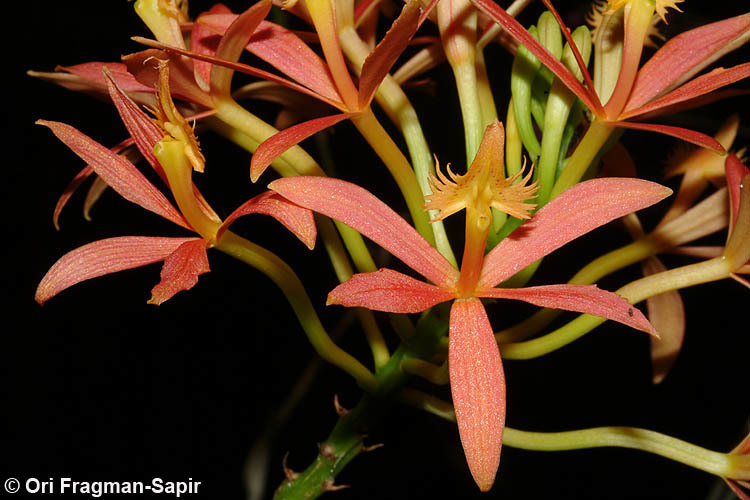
[36,62,315,306]
[470,0,750,194]
[268,121,670,490]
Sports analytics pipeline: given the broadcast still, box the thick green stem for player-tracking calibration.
[273,311,449,500]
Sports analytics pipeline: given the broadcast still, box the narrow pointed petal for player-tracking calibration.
[724,171,750,270]
[358,0,421,109]
[54,138,137,229]
[250,113,355,182]
[449,298,505,491]
[478,284,656,335]
[35,62,154,96]
[83,176,110,221]
[54,165,94,230]
[148,239,210,305]
[627,13,750,111]
[103,68,165,177]
[103,68,222,224]
[36,236,198,304]
[629,89,750,122]
[669,246,724,259]
[726,153,750,229]
[480,178,672,288]
[470,0,601,114]
[123,49,214,108]
[198,14,342,105]
[649,188,729,249]
[207,0,272,97]
[327,268,455,313]
[269,177,459,287]
[539,0,600,112]
[217,191,317,249]
[725,480,750,500]
[37,120,190,229]
[640,257,685,384]
[622,63,750,119]
[190,4,233,91]
[131,37,345,110]
[614,121,724,153]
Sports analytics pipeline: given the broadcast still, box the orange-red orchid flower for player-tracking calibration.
[471,0,750,152]
[36,63,315,306]
[268,121,670,490]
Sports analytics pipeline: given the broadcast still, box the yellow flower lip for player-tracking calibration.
[424,121,538,223]
[606,0,684,23]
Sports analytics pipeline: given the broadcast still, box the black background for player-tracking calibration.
[5,1,750,499]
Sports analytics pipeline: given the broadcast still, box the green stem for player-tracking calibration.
[500,257,732,359]
[452,59,484,163]
[551,118,614,197]
[337,26,457,267]
[496,237,661,343]
[351,108,434,244]
[316,216,390,368]
[504,427,732,477]
[213,97,323,177]
[215,230,378,391]
[273,311,449,500]
[403,394,735,478]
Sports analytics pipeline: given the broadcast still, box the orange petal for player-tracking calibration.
[206,0,272,97]
[36,120,190,229]
[614,121,724,153]
[327,268,455,313]
[130,37,345,110]
[250,113,355,182]
[103,67,222,224]
[641,257,685,384]
[103,67,166,178]
[726,153,750,231]
[122,49,214,108]
[36,236,199,304]
[449,298,505,491]
[269,177,459,287]
[358,0,421,109]
[29,62,154,103]
[480,178,672,288]
[621,63,750,120]
[477,284,657,335]
[198,13,342,105]
[724,171,750,271]
[190,4,233,91]
[218,191,317,249]
[149,239,210,305]
[627,13,750,111]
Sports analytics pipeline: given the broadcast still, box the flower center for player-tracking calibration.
[424,121,538,295]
